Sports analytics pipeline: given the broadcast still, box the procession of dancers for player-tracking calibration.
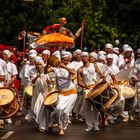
[0,17,140,136]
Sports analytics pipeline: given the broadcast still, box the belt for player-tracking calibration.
[59,88,77,96]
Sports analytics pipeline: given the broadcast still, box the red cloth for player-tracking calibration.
[13,79,20,92]
[10,55,18,64]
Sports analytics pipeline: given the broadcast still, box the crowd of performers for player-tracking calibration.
[0,43,140,136]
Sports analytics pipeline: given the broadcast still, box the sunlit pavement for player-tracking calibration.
[0,114,140,140]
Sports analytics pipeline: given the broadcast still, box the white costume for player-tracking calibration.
[81,63,100,130]
[0,66,4,87]
[51,65,77,130]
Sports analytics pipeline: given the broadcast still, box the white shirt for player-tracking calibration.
[53,67,75,91]
[82,63,97,86]
[104,64,120,83]
[118,55,135,71]
[0,66,4,87]
[6,61,18,82]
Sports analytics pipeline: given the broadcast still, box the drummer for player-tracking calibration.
[68,49,84,122]
[0,62,5,128]
[77,52,100,132]
[102,54,123,124]
[21,53,37,116]
[118,46,135,122]
[1,50,18,124]
[129,48,140,117]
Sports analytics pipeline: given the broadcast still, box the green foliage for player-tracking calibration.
[0,0,140,50]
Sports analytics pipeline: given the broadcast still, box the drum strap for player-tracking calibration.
[93,62,104,79]
[83,67,97,81]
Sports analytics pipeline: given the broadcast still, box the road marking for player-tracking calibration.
[0,131,15,139]
[15,120,21,126]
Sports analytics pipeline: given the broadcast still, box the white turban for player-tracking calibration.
[36,57,44,66]
[137,48,140,53]
[98,54,106,61]
[67,51,72,59]
[3,50,11,58]
[81,52,89,57]
[29,53,37,59]
[35,56,42,62]
[123,47,133,53]
[52,50,61,60]
[122,44,129,51]
[90,52,98,60]
[42,49,50,55]
[113,47,120,54]
[61,51,70,58]
[113,47,119,51]
[105,43,113,49]
[106,54,114,59]
[98,51,106,55]
[61,51,72,59]
[29,49,37,55]
[73,49,82,57]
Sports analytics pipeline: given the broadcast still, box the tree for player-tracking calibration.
[0,0,139,50]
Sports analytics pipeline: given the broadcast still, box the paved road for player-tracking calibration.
[0,115,140,140]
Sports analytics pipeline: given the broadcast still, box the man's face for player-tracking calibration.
[106,58,113,65]
[42,54,50,62]
[105,48,112,54]
[89,55,96,63]
[2,53,9,61]
[75,53,81,61]
[60,20,67,26]
[82,55,89,63]
[62,57,70,65]
[124,51,132,58]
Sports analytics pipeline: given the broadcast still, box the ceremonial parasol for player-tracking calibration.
[35,33,74,50]
[0,44,11,51]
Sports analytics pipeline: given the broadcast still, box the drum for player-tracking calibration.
[44,91,58,108]
[0,88,19,119]
[105,88,125,117]
[48,55,61,67]
[118,84,136,111]
[85,81,119,111]
[23,86,33,109]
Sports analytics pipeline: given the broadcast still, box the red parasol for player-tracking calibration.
[0,44,11,51]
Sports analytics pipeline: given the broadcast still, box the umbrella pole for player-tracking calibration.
[80,24,84,51]
[80,17,86,51]
[23,31,26,59]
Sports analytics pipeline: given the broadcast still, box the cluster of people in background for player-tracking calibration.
[0,43,140,136]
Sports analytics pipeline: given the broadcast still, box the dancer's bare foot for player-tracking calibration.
[59,129,64,136]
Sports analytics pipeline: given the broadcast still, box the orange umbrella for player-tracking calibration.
[35,33,74,48]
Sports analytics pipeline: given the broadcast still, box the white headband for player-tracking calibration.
[81,52,89,57]
[137,48,140,53]
[73,49,82,56]
[29,53,37,59]
[123,47,133,53]
[36,58,44,66]
[98,51,106,55]
[106,54,113,59]
[42,49,50,55]
[3,50,11,58]
[29,49,37,55]
[105,43,113,49]
[90,52,98,60]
